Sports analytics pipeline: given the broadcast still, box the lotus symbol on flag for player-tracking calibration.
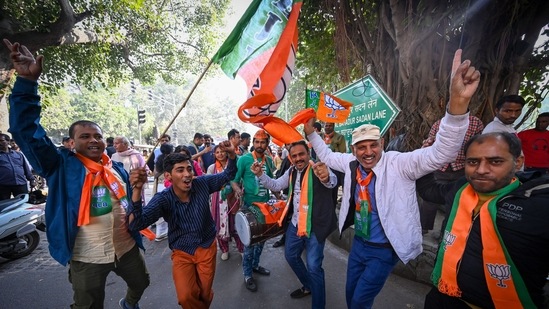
[486,263,511,288]
[443,230,456,251]
[324,94,346,119]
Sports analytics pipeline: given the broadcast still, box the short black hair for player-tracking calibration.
[227,129,240,140]
[464,132,522,160]
[240,132,250,139]
[106,137,114,144]
[160,134,171,141]
[538,112,549,119]
[495,95,526,109]
[193,132,204,140]
[203,134,211,140]
[69,120,101,139]
[313,122,322,131]
[174,145,191,156]
[163,153,192,174]
[288,140,310,154]
[62,136,71,142]
[0,133,10,141]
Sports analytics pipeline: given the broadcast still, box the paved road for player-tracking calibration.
[0,181,432,308]
[0,229,431,309]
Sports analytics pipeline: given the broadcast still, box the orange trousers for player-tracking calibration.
[171,241,217,309]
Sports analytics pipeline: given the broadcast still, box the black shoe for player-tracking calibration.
[245,278,257,292]
[273,239,285,248]
[253,266,271,276]
[290,287,311,299]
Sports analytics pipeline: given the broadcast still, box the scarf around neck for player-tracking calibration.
[355,167,374,239]
[276,163,314,237]
[432,179,535,308]
[75,153,128,226]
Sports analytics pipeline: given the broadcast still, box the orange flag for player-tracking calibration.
[212,0,304,145]
[305,89,353,123]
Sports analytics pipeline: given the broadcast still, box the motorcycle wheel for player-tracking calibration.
[0,231,40,260]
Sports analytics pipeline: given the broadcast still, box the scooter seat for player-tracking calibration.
[0,194,29,213]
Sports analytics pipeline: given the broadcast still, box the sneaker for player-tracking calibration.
[119,298,140,309]
[221,252,229,261]
[155,233,168,242]
[252,266,270,276]
[272,239,285,248]
[290,287,311,299]
[245,277,257,292]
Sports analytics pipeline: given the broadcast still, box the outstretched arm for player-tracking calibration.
[304,116,354,173]
[5,39,60,177]
[397,50,480,180]
[447,49,480,115]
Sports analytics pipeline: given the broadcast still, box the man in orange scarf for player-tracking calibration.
[5,39,149,309]
[251,140,338,309]
[417,132,549,308]
[303,49,480,309]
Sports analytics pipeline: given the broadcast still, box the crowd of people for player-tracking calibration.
[4,38,549,309]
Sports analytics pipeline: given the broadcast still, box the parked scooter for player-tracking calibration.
[0,194,45,260]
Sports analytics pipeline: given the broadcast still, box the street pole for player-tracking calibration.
[137,106,142,144]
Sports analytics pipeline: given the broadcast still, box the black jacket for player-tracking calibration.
[417,172,549,308]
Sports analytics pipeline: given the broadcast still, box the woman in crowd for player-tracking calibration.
[207,145,244,260]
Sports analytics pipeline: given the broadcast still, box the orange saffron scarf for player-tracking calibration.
[75,153,128,226]
[75,153,155,240]
[432,179,535,308]
[355,168,374,239]
[277,163,314,237]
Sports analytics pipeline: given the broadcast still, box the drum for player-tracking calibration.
[235,209,285,246]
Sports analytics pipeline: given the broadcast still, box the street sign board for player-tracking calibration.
[333,75,400,150]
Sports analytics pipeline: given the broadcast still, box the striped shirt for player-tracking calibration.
[128,158,237,255]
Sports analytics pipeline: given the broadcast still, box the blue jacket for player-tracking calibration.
[8,77,144,266]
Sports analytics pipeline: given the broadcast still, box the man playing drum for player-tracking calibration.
[251,140,338,309]
[231,129,276,292]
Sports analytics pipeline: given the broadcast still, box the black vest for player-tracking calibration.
[342,160,360,234]
[287,166,338,242]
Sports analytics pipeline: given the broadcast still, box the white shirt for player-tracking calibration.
[483,116,516,134]
[309,112,469,264]
[258,166,337,227]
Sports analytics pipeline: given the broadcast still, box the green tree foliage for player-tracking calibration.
[0,0,228,88]
[0,0,229,132]
[39,84,143,143]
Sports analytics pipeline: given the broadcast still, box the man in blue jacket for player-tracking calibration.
[5,39,149,309]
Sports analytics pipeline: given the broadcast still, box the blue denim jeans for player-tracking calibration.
[285,223,326,309]
[242,202,268,279]
[243,242,264,279]
[346,236,399,309]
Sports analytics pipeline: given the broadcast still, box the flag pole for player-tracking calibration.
[146,58,214,160]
